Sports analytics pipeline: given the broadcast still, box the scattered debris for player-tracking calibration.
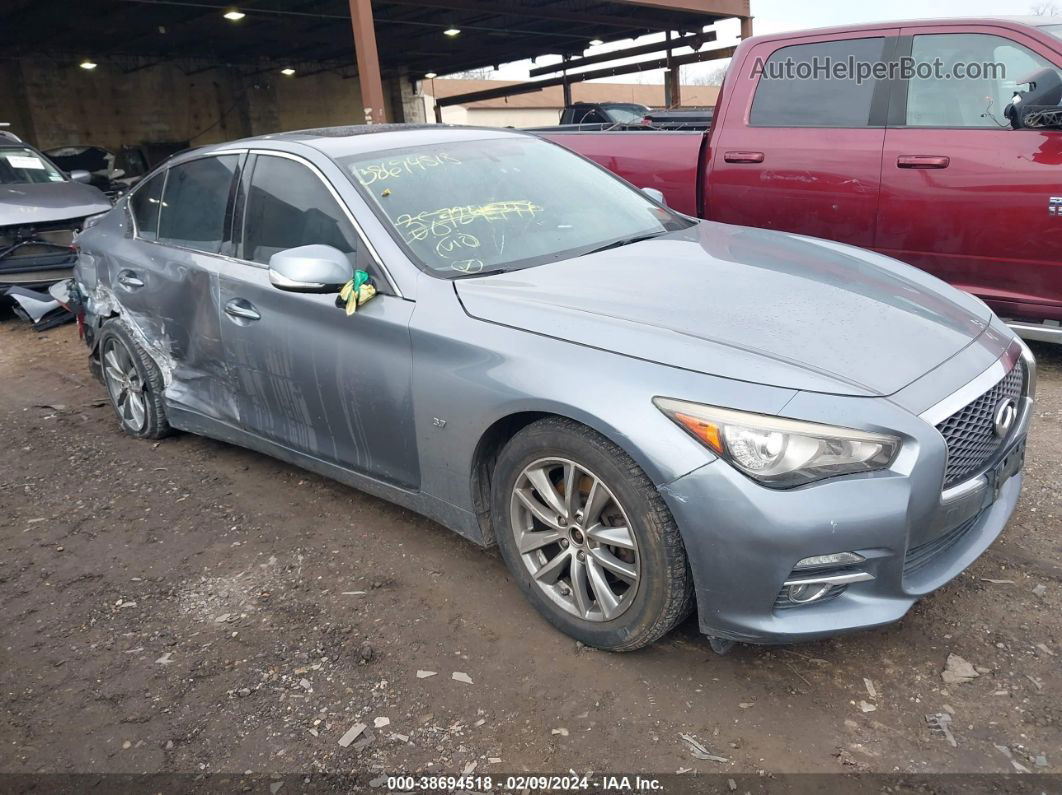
[1032,584,1047,598]
[1035,754,1048,769]
[299,678,312,691]
[338,722,367,748]
[237,688,251,698]
[551,728,569,737]
[1035,643,1055,657]
[1025,674,1044,691]
[359,642,374,663]
[858,701,876,713]
[269,782,283,795]
[925,713,957,747]
[680,733,729,763]
[981,578,1015,584]
[214,613,231,623]
[995,744,1031,773]
[373,717,390,729]
[488,757,502,764]
[462,761,477,775]
[941,654,979,684]
[451,671,473,684]
[863,678,877,699]
[416,670,437,679]
[154,652,173,665]
[738,702,754,709]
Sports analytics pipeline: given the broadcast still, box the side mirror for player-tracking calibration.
[268,245,352,293]
[70,169,92,184]
[641,187,667,206]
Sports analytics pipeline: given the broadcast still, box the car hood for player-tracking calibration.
[0,181,111,225]
[455,222,991,396]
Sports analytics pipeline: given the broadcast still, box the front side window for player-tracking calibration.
[241,155,360,266]
[906,34,1062,127]
[157,155,239,254]
[340,136,691,276]
[0,146,65,185]
[750,37,886,127]
[129,172,165,241]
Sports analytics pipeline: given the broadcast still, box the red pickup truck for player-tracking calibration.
[542,17,1062,342]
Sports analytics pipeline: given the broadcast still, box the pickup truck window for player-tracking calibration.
[750,37,885,128]
[341,137,691,276]
[907,34,1062,128]
[1042,24,1062,41]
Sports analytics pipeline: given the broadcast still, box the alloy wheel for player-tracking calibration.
[509,457,640,622]
[102,338,147,433]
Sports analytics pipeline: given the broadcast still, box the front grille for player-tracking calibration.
[936,361,1025,488]
[904,512,981,577]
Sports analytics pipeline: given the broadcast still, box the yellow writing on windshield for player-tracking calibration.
[356,152,462,185]
[394,200,543,243]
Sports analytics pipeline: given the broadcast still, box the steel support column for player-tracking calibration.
[348,0,387,124]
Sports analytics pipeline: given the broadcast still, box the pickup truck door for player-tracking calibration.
[876,25,1062,323]
[706,30,898,248]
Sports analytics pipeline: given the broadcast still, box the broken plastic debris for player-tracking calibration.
[337,722,367,748]
[416,670,437,679]
[863,678,877,699]
[858,700,876,713]
[551,728,569,737]
[941,653,979,685]
[680,733,729,763]
[926,713,957,747]
[451,671,473,684]
[373,717,390,729]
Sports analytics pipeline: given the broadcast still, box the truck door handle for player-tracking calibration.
[897,155,950,169]
[723,151,765,163]
[224,298,261,322]
[116,270,144,290]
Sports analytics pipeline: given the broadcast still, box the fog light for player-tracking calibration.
[787,582,834,603]
[793,551,864,570]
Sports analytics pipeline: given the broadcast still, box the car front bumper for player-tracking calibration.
[659,398,1029,646]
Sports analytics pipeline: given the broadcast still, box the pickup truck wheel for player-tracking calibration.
[492,417,694,651]
[98,319,171,440]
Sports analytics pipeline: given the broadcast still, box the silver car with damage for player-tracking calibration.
[73,125,1035,651]
[1,137,111,290]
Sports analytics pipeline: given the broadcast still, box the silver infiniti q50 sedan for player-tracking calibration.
[73,125,1035,652]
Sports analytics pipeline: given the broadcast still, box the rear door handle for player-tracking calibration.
[897,155,950,169]
[723,151,765,164]
[116,270,144,290]
[224,298,261,322]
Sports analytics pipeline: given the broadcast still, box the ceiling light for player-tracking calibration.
[281,67,296,76]
[424,72,437,79]
[79,59,98,70]
[589,38,604,46]
[223,9,245,20]
[443,27,460,37]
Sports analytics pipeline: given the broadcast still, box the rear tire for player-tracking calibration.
[492,417,694,651]
[97,319,171,440]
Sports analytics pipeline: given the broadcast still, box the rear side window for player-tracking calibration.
[157,155,239,254]
[906,33,1062,128]
[130,172,164,241]
[750,37,886,127]
[241,155,360,266]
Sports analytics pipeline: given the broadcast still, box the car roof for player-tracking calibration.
[190,123,529,162]
[747,16,1062,43]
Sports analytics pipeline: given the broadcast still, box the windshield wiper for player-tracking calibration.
[449,267,512,280]
[581,231,664,257]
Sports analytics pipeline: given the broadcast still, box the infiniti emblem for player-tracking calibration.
[993,398,1018,438]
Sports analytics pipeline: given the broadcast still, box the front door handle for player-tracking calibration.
[723,151,765,164]
[897,155,950,169]
[116,270,144,290]
[224,298,261,322]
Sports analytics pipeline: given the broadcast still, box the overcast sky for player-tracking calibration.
[470,0,1057,84]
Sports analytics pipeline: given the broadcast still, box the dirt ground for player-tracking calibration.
[1,316,1059,781]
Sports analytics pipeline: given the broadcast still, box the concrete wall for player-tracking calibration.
[0,57,426,152]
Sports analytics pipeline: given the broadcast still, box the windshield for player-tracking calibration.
[341,136,691,276]
[0,146,65,185]
[1042,24,1062,41]
[605,104,650,123]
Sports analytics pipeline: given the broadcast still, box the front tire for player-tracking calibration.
[492,417,693,651]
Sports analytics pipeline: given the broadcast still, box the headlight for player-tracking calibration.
[654,398,900,488]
